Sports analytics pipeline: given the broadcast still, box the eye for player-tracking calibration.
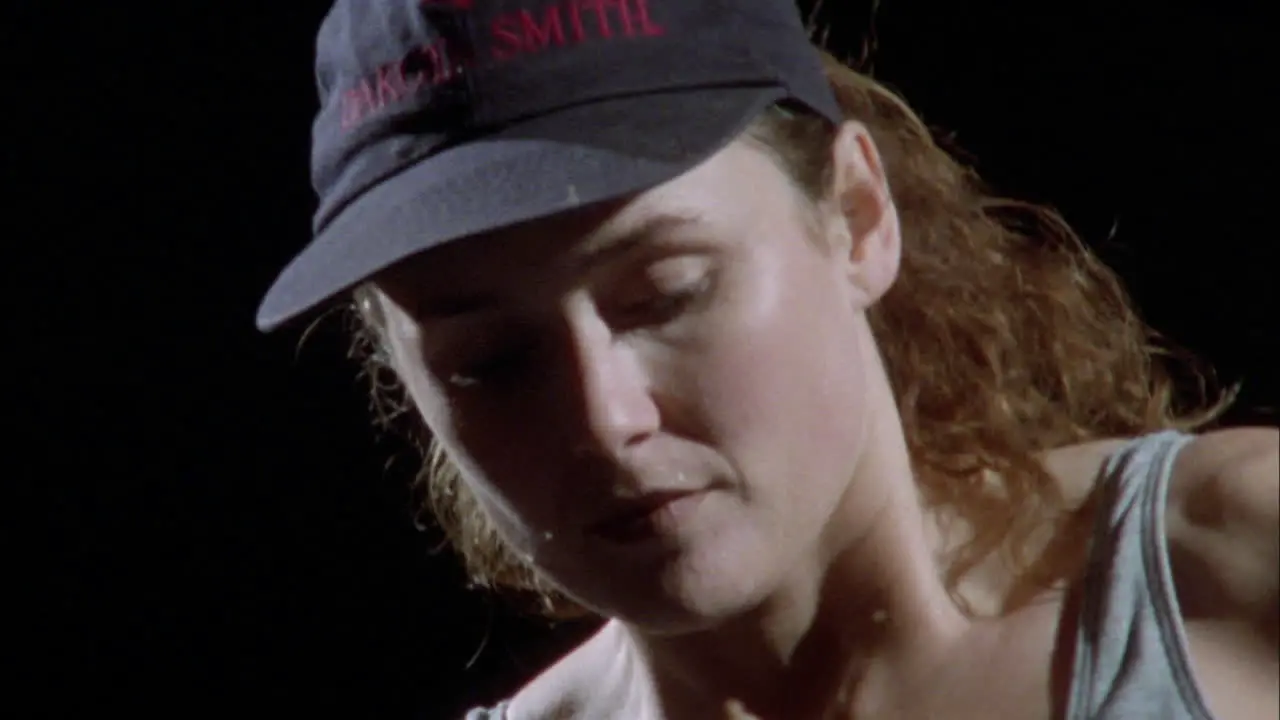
[613,258,715,327]
[621,280,709,323]
[446,336,538,388]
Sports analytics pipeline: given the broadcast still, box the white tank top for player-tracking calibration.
[1065,430,1215,719]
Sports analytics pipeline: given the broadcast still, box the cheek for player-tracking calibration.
[429,423,568,564]
[399,369,563,546]
[698,321,866,452]
[689,265,868,496]
[445,410,565,524]
[387,319,582,562]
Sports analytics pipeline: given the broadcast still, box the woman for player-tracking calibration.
[257,0,1279,717]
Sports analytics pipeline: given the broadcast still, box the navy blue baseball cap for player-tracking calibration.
[256,0,842,332]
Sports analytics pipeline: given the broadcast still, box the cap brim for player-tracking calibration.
[255,85,786,332]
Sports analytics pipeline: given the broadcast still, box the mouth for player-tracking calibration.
[587,491,707,545]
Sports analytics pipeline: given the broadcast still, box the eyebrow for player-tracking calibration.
[569,209,706,275]
[415,210,707,321]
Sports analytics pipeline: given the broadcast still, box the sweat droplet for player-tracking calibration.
[725,700,761,719]
[449,373,478,388]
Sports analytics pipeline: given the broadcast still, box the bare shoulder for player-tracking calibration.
[1166,427,1279,720]
[1038,429,1279,720]
[1038,426,1279,518]
[506,622,629,720]
[1168,425,1278,527]
[1036,436,1135,504]
[1037,428,1279,627]
[1164,426,1278,625]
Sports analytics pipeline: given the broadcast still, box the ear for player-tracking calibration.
[825,121,901,306]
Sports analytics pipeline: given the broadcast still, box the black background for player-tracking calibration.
[26,1,1276,717]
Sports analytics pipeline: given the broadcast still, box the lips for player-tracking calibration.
[587,491,705,544]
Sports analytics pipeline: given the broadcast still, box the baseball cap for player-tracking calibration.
[256,0,842,332]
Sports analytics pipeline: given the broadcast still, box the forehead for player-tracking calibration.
[375,138,792,299]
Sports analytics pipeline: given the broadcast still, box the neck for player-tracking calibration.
[617,411,971,719]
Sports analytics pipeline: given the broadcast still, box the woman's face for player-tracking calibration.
[375,123,901,631]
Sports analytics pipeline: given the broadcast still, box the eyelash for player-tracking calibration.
[450,338,536,387]
[447,275,714,387]
[615,275,712,326]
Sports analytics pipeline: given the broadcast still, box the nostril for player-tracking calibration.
[623,429,656,449]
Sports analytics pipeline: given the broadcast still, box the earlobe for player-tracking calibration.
[829,122,901,304]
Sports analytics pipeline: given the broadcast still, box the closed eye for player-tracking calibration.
[445,332,539,388]
[613,277,713,328]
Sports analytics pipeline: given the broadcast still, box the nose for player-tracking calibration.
[556,312,661,458]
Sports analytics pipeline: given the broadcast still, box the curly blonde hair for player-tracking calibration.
[347,51,1230,619]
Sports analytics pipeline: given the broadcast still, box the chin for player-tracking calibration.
[566,538,781,635]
